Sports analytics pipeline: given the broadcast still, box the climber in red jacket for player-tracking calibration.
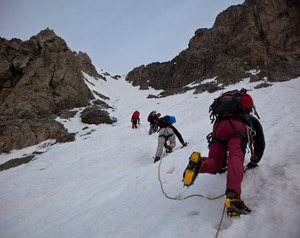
[131,110,140,129]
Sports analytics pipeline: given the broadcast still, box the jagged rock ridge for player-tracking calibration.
[0,28,116,154]
[126,0,300,95]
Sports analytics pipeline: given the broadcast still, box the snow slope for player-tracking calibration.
[0,71,299,238]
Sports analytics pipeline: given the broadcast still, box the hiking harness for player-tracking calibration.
[158,128,174,140]
[206,116,258,164]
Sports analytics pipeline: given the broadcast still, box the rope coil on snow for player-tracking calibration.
[157,157,225,201]
[157,157,226,238]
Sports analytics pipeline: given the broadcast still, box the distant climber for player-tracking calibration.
[154,115,188,163]
[147,111,161,135]
[131,110,140,129]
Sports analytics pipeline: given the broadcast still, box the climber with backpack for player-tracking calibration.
[154,115,188,163]
[148,111,161,135]
[131,110,140,129]
[213,114,265,174]
[183,89,264,217]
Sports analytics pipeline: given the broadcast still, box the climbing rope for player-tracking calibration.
[157,156,177,200]
[215,203,226,238]
[157,157,225,201]
[157,157,226,238]
[183,193,225,200]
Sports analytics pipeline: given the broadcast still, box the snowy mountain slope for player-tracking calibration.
[0,72,299,238]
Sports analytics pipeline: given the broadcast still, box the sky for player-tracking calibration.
[0,68,299,237]
[0,0,244,74]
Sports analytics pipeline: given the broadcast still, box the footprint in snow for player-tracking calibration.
[213,216,233,230]
[166,166,175,174]
[184,209,200,217]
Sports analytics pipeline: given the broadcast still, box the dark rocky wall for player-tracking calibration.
[126,0,300,94]
[0,28,108,154]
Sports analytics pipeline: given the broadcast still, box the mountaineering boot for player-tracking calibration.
[154,156,160,163]
[183,152,202,187]
[225,190,251,217]
[165,145,173,153]
[181,142,188,148]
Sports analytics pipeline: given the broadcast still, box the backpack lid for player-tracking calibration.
[157,115,176,128]
[166,115,176,124]
[209,90,255,123]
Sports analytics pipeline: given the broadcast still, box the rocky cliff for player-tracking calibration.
[126,0,300,95]
[0,28,115,154]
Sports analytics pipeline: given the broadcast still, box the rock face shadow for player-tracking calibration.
[0,150,46,172]
[0,155,35,172]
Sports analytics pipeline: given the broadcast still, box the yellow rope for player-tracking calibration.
[183,193,225,200]
[158,157,225,201]
[215,203,226,238]
[157,157,226,238]
[158,157,177,200]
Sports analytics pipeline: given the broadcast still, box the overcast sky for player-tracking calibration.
[0,0,244,74]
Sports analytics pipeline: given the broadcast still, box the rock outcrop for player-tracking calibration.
[126,0,300,94]
[0,28,113,154]
[81,106,117,125]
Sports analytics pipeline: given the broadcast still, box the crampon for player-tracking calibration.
[183,152,201,187]
[225,197,251,217]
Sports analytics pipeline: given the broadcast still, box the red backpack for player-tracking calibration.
[209,90,257,123]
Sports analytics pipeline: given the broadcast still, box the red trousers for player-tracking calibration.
[200,118,247,196]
